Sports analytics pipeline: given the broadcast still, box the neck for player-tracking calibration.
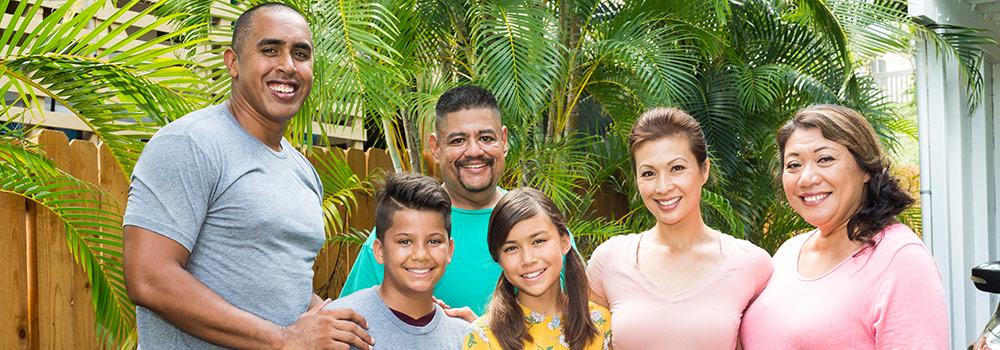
[227,96,286,151]
[447,186,501,210]
[516,285,563,317]
[377,285,435,319]
[650,211,713,252]
[810,221,859,253]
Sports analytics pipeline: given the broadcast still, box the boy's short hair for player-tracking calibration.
[374,172,452,240]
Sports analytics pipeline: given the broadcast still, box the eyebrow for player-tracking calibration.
[638,156,686,168]
[785,146,833,158]
[504,231,547,245]
[257,38,313,52]
[446,129,496,140]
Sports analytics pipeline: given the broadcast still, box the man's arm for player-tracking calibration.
[124,226,373,349]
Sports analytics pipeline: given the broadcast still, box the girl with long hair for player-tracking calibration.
[463,188,611,350]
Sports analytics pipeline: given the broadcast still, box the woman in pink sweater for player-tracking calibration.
[740,105,948,349]
[586,108,773,349]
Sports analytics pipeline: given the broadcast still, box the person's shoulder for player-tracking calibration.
[157,104,230,136]
[869,223,930,263]
[327,286,378,310]
[722,233,772,262]
[593,233,640,254]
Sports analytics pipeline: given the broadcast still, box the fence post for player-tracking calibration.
[0,194,29,350]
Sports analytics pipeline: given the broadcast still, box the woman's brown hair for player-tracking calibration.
[629,107,708,170]
[485,188,597,350]
[777,104,914,245]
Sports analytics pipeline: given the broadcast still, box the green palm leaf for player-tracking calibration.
[0,139,133,347]
[470,0,564,125]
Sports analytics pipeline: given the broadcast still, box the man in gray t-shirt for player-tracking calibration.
[122,3,372,349]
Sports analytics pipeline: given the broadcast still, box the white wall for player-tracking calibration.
[912,0,1000,345]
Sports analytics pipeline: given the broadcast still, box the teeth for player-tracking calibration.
[406,268,431,274]
[462,164,486,169]
[269,83,294,94]
[803,194,828,203]
[522,269,544,279]
[656,197,681,206]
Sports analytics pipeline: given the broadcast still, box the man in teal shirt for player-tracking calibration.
[341,85,509,315]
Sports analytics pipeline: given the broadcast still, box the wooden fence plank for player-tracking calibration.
[68,139,99,350]
[33,130,76,349]
[0,194,29,350]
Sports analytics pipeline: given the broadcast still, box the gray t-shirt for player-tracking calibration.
[327,287,472,350]
[124,103,326,349]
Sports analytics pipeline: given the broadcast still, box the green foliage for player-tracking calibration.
[1,0,991,346]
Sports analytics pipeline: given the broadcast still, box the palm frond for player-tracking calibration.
[0,139,133,347]
[470,0,563,125]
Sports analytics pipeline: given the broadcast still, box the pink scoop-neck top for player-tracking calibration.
[587,233,773,349]
[739,224,948,349]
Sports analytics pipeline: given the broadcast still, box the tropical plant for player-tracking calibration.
[0,0,371,347]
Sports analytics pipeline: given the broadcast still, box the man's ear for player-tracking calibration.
[224,47,239,79]
[373,237,385,265]
[501,125,509,156]
[428,132,440,159]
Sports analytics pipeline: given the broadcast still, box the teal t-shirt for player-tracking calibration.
[340,206,500,315]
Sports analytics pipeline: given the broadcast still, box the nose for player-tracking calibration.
[464,139,486,157]
[276,51,297,75]
[797,163,821,188]
[654,175,673,194]
[521,247,539,267]
[411,242,431,261]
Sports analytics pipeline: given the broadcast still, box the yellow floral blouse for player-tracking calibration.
[463,302,612,350]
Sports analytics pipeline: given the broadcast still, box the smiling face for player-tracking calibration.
[374,208,454,297]
[496,213,571,310]
[429,107,508,202]
[224,8,313,124]
[781,127,870,235]
[634,135,710,228]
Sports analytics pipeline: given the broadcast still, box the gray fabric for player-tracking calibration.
[124,103,326,349]
[327,287,471,350]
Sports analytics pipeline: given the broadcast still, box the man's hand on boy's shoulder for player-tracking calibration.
[434,297,477,323]
[278,299,374,350]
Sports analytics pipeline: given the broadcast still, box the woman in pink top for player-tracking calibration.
[586,108,773,349]
[740,105,948,349]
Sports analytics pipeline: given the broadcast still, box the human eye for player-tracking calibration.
[428,238,443,245]
[817,155,835,163]
[671,164,686,172]
[480,135,496,143]
[261,47,278,55]
[449,137,465,145]
[639,170,655,177]
[502,245,518,253]
[294,49,311,60]
[784,161,801,170]
[397,239,411,245]
[532,238,546,245]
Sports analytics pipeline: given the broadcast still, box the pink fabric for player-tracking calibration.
[740,224,948,349]
[587,233,772,349]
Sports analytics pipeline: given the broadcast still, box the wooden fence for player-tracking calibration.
[1,129,626,349]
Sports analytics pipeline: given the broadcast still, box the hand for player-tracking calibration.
[278,299,374,350]
[433,297,477,323]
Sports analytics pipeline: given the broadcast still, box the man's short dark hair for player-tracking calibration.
[434,85,500,131]
[374,172,452,240]
[231,3,306,54]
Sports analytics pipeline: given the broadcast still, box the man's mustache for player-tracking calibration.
[455,156,495,168]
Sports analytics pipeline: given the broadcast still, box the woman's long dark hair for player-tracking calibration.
[777,105,914,245]
[486,188,598,350]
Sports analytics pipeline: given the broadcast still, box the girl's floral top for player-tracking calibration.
[463,302,612,350]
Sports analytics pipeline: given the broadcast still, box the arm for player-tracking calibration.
[872,244,949,349]
[125,226,373,349]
